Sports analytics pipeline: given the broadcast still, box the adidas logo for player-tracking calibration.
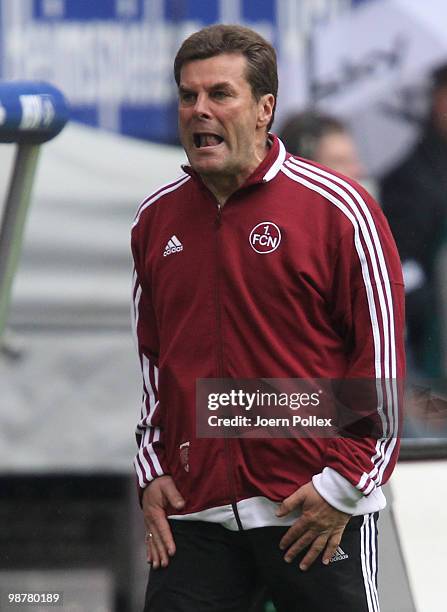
[163,235,183,257]
[329,546,349,563]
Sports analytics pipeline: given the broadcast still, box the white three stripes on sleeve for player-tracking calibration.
[281,158,398,493]
[131,271,164,488]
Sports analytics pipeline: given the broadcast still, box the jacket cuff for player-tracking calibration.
[312,467,364,514]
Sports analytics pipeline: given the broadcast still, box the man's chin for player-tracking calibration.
[189,158,225,176]
[185,145,228,173]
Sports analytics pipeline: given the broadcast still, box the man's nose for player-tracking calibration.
[193,93,211,118]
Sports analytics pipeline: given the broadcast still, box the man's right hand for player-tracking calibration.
[142,475,185,569]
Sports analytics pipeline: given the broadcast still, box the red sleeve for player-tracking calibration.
[314,188,405,511]
[131,223,169,502]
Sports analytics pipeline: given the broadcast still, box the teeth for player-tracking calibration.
[203,134,220,147]
[195,133,222,148]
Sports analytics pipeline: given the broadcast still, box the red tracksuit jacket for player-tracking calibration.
[131,135,405,530]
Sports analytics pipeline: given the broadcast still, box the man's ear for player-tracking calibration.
[256,94,275,130]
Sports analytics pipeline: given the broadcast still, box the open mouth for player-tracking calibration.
[193,133,224,148]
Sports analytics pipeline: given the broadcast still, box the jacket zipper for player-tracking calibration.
[214,200,244,531]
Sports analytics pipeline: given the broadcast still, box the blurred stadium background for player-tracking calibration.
[0,1,445,611]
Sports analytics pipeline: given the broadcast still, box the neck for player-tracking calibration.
[201,136,270,206]
[202,173,248,206]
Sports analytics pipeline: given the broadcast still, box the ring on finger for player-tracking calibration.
[145,532,153,543]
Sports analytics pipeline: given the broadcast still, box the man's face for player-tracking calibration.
[178,53,271,180]
[315,132,365,181]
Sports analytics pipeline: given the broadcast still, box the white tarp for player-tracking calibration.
[0,122,186,326]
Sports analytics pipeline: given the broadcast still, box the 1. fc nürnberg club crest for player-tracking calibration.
[249,222,282,254]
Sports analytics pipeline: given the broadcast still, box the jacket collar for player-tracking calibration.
[181,133,286,191]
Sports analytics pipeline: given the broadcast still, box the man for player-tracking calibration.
[279,111,365,182]
[381,64,447,376]
[131,24,405,612]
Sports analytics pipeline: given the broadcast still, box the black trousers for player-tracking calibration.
[144,514,380,612]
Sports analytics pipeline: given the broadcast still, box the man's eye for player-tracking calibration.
[180,92,195,103]
[212,90,228,99]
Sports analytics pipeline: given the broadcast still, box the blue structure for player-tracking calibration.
[0,80,69,143]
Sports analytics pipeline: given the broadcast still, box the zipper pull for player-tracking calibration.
[216,202,223,227]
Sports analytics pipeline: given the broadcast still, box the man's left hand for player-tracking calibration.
[276,481,351,571]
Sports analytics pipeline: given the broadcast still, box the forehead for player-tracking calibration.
[179,53,249,89]
[319,131,354,151]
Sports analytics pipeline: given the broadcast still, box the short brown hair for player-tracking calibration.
[278,111,347,159]
[174,24,278,130]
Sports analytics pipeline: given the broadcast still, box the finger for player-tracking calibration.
[322,532,344,566]
[279,516,309,550]
[163,480,186,511]
[299,534,329,571]
[144,513,171,566]
[150,511,177,556]
[149,539,162,570]
[276,488,305,517]
[146,537,153,564]
[145,531,158,564]
[150,528,170,568]
[283,532,317,563]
